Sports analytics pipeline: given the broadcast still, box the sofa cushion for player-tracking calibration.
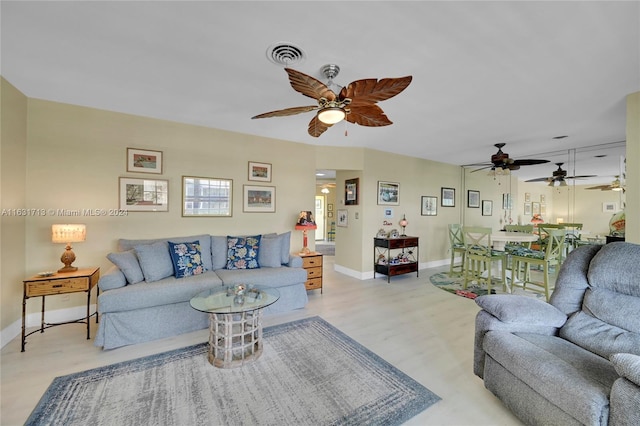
[98,271,223,313]
[279,231,291,264]
[106,250,144,284]
[258,234,283,268]
[168,240,206,278]
[135,241,174,282]
[119,234,213,272]
[211,236,228,270]
[587,242,640,297]
[98,265,128,291]
[484,330,618,426]
[226,235,261,269]
[215,266,307,288]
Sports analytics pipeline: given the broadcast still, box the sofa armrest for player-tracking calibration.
[98,265,127,291]
[610,353,640,425]
[287,255,303,268]
[473,295,567,378]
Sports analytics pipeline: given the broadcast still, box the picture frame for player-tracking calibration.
[482,200,493,216]
[502,193,513,210]
[377,181,400,205]
[540,194,546,203]
[248,161,272,182]
[243,185,276,213]
[524,203,532,215]
[441,187,455,207]
[384,208,394,219]
[532,202,541,215]
[467,190,480,208]
[119,177,168,212]
[337,209,348,227]
[602,202,618,213]
[127,148,163,174]
[345,178,359,205]
[182,176,232,217]
[524,192,531,203]
[421,196,437,216]
[327,203,333,211]
[540,204,547,215]
[328,211,334,218]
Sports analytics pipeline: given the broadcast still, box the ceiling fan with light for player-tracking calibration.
[467,143,549,173]
[251,65,412,137]
[525,163,596,187]
[586,176,625,192]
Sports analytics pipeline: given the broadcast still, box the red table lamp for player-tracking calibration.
[295,211,317,254]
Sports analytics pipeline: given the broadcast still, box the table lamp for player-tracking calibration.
[52,224,86,272]
[399,214,409,236]
[295,211,317,254]
[530,214,544,224]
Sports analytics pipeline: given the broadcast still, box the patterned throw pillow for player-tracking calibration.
[227,235,261,270]
[168,240,206,278]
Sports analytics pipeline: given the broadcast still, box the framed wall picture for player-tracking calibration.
[377,181,400,205]
[248,161,272,182]
[524,192,531,203]
[532,202,541,215]
[337,209,348,227]
[482,200,493,216]
[127,148,163,174]
[502,193,513,210]
[119,177,168,212]
[467,190,480,208]
[182,176,232,217]
[441,187,455,207]
[327,203,333,211]
[524,203,532,215]
[243,185,276,213]
[421,196,437,216]
[602,202,617,213]
[345,178,359,205]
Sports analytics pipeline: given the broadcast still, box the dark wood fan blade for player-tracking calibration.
[340,76,412,105]
[345,104,393,127]
[252,105,318,119]
[512,159,550,166]
[308,115,332,137]
[285,68,336,101]
[526,177,552,183]
[566,175,597,179]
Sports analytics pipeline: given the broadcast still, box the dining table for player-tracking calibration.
[491,231,539,251]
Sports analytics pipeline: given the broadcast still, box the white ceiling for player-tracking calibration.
[2,1,638,185]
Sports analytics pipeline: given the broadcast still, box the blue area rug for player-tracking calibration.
[430,272,545,300]
[26,316,439,425]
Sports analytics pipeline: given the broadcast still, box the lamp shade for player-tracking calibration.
[52,224,86,243]
[530,214,544,224]
[295,211,317,229]
[317,107,346,125]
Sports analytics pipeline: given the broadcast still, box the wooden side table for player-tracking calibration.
[300,252,323,293]
[21,267,100,352]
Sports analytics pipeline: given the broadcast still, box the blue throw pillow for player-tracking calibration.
[107,250,144,284]
[227,235,261,269]
[168,240,207,278]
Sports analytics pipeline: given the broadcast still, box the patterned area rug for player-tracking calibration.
[26,317,439,425]
[429,272,546,300]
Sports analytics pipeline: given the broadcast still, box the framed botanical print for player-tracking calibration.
[467,190,480,208]
[482,200,493,216]
[337,209,348,227]
[345,178,359,205]
[441,187,455,207]
[421,196,437,216]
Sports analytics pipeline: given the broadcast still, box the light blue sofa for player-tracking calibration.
[94,233,308,349]
[474,242,640,425]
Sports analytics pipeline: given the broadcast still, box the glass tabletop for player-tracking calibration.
[190,285,280,314]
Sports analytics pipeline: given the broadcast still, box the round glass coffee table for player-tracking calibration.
[190,285,279,368]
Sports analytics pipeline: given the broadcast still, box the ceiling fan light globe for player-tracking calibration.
[317,107,345,124]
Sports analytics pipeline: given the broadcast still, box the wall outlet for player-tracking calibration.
[355,212,359,219]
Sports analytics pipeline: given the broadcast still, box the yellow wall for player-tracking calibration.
[1,78,28,336]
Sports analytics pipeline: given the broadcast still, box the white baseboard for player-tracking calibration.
[0,304,97,349]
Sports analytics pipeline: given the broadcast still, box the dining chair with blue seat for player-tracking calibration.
[462,226,507,294]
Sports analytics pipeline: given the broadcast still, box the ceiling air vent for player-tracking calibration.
[266,42,306,66]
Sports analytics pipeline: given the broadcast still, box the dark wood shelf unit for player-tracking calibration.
[373,236,419,283]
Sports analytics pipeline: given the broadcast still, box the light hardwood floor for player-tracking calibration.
[1,257,523,425]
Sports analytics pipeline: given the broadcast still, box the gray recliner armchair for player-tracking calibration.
[474,242,640,426]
